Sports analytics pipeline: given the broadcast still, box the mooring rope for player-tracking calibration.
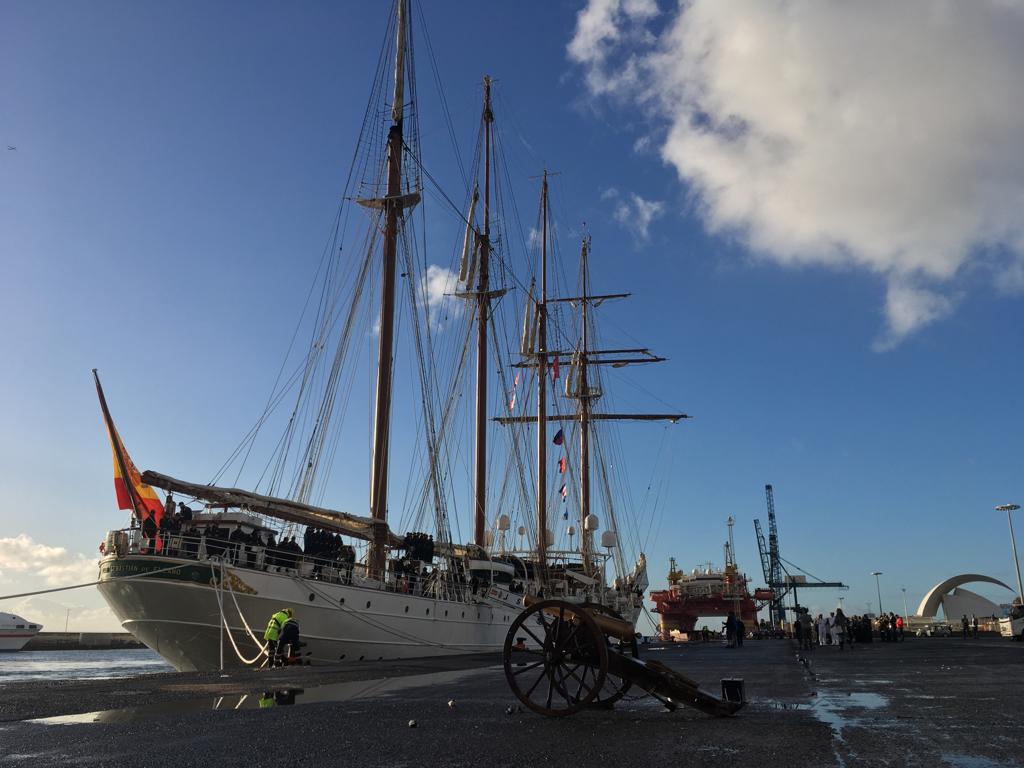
[209,562,266,666]
[0,560,198,602]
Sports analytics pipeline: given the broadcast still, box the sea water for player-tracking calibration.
[0,649,173,685]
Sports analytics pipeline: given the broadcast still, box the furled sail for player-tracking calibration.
[520,283,538,355]
[564,350,579,397]
[458,185,479,284]
[141,470,401,546]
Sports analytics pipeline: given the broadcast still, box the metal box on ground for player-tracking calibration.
[721,678,745,704]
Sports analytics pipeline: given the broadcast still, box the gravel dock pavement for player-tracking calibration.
[0,637,1019,767]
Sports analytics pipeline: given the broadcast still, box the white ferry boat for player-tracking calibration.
[0,612,42,651]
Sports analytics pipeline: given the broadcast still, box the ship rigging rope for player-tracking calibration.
[213,0,420,499]
[212,1,398,490]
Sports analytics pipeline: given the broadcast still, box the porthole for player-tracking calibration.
[366,601,371,609]
[444,610,448,617]
[339,598,345,605]
[461,612,465,618]
[308,593,315,602]
[404,606,409,613]
[339,654,346,660]
[426,609,430,616]
[359,655,364,661]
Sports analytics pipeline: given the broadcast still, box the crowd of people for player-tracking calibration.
[876,612,906,642]
[790,607,909,648]
[794,607,854,649]
[136,495,359,582]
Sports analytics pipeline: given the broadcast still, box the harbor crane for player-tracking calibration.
[754,484,847,626]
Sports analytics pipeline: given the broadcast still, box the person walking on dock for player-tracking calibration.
[834,608,848,650]
[725,611,737,647]
[961,614,969,639]
[817,613,827,646]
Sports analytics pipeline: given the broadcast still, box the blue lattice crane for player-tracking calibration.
[754,484,847,626]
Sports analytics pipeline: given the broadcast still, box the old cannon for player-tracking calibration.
[502,598,745,717]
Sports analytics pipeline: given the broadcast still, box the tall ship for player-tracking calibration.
[94,0,685,671]
[650,518,762,639]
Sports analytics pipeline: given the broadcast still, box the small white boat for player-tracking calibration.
[0,612,42,651]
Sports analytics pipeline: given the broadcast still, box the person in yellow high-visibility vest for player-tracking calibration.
[263,608,293,666]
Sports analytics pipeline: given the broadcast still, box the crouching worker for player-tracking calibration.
[278,613,305,666]
[263,607,294,667]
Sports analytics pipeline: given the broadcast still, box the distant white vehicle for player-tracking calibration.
[998,615,1023,641]
[0,612,43,651]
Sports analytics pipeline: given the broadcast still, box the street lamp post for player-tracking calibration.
[901,587,909,625]
[871,571,884,616]
[995,504,1023,607]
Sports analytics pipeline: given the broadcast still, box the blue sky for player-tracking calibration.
[1,0,1022,632]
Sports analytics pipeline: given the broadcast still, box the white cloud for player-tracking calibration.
[604,187,664,241]
[874,280,957,352]
[419,264,461,328]
[0,534,98,586]
[567,0,660,96]
[569,0,1024,348]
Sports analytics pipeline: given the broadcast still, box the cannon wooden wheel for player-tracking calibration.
[503,599,609,717]
[578,602,637,707]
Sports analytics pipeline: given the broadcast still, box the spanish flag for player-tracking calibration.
[92,370,164,529]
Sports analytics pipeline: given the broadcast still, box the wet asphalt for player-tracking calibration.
[0,637,1020,767]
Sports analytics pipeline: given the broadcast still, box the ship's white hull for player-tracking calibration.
[0,631,40,652]
[97,555,523,671]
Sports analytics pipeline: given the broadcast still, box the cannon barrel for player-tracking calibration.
[522,595,637,642]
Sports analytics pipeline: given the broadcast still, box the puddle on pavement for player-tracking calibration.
[758,691,890,733]
[28,666,496,725]
[811,691,894,743]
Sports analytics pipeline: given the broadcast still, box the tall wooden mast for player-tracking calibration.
[578,236,593,570]
[473,76,494,548]
[536,172,549,568]
[495,235,691,575]
[368,0,409,578]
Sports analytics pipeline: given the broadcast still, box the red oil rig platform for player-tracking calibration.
[650,517,768,638]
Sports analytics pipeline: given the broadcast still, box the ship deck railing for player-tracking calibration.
[102,528,483,604]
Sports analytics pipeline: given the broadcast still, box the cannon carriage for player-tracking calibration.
[503,598,745,718]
